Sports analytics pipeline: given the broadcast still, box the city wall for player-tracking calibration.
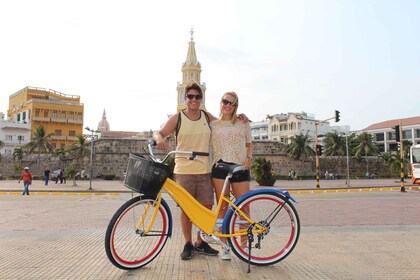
[0,138,390,179]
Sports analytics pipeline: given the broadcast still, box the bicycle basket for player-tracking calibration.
[124,153,171,197]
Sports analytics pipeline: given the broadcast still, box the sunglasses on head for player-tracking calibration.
[221,99,236,106]
[186,94,203,100]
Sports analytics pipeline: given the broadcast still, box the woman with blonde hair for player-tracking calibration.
[210,91,252,260]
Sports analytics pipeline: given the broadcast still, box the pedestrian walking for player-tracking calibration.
[18,166,32,195]
[44,168,50,186]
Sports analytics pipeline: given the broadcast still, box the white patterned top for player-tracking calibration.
[210,120,251,165]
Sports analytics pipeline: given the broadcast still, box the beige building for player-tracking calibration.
[363,116,420,152]
[7,86,84,148]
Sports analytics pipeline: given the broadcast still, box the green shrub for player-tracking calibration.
[103,174,116,180]
[251,157,276,186]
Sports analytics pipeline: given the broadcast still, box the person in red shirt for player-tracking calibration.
[18,167,33,195]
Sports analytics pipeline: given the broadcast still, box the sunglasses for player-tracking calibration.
[186,94,203,100]
[221,99,236,107]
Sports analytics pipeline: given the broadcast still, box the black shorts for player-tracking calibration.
[211,161,251,183]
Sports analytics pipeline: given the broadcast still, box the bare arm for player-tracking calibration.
[153,113,179,150]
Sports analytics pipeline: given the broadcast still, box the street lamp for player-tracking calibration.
[85,126,100,191]
[342,133,350,187]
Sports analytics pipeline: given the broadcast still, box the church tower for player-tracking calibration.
[176,28,207,112]
[97,108,110,132]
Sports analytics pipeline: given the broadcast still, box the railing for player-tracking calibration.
[51,135,67,140]
[32,116,51,122]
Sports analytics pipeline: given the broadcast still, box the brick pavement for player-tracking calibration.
[0,185,419,279]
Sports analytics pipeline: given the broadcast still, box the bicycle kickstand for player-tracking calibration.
[247,223,256,273]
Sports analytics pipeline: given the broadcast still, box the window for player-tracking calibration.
[52,112,58,119]
[416,129,420,138]
[69,113,74,120]
[403,130,412,139]
[69,130,76,136]
[77,114,82,120]
[388,132,397,141]
[61,112,66,119]
[35,110,40,117]
[375,133,384,141]
[44,111,49,118]
[55,130,62,136]
[190,73,194,80]
[5,135,12,140]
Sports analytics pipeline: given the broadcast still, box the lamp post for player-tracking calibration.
[343,133,350,186]
[85,126,100,191]
[315,123,320,188]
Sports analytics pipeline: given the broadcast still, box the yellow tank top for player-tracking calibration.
[174,110,211,174]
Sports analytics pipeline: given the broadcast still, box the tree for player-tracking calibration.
[0,140,4,161]
[65,163,79,186]
[353,132,380,174]
[12,147,25,165]
[26,125,55,161]
[323,132,347,175]
[68,134,90,168]
[286,133,315,161]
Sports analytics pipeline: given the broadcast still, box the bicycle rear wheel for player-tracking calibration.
[105,195,172,270]
[226,191,300,266]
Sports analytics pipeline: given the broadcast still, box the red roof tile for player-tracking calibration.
[363,116,420,130]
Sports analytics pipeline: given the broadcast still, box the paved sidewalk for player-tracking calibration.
[1,190,419,279]
[1,177,418,194]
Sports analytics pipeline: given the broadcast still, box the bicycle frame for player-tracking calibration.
[139,176,270,240]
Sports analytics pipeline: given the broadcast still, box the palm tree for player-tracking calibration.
[0,140,4,160]
[323,132,346,156]
[353,132,380,174]
[323,132,347,176]
[286,133,315,161]
[68,134,90,168]
[12,147,25,165]
[26,125,55,162]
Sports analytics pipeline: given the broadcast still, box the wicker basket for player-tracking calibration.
[124,153,171,197]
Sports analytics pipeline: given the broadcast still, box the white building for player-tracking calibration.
[0,112,31,156]
[363,116,420,152]
[250,120,269,140]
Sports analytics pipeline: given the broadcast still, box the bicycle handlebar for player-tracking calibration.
[147,139,209,164]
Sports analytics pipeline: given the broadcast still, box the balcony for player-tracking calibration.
[68,119,83,124]
[33,116,51,122]
[51,135,67,140]
[50,118,68,123]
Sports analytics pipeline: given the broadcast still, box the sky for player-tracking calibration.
[1,0,419,133]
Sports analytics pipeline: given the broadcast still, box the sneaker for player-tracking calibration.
[194,241,219,256]
[220,247,231,260]
[180,241,195,260]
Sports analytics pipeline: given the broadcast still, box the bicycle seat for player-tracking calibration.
[215,162,246,174]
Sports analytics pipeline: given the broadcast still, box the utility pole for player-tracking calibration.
[398,121,406,192]
[314,110,340,188]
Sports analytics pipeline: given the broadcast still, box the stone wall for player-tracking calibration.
[0,138,391,179]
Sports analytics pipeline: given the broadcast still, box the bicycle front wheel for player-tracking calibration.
[105,195,172,270]
[226,191,300,266]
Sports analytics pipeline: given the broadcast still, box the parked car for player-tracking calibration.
[51,170,60,180]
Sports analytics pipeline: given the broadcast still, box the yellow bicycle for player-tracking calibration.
[105,139,300,271]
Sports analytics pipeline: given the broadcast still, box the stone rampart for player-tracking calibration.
[0,138,391,179]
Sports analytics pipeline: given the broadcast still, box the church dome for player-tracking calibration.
[98,109,110,132]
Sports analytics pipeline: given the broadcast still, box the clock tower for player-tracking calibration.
[176,28,207,112]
